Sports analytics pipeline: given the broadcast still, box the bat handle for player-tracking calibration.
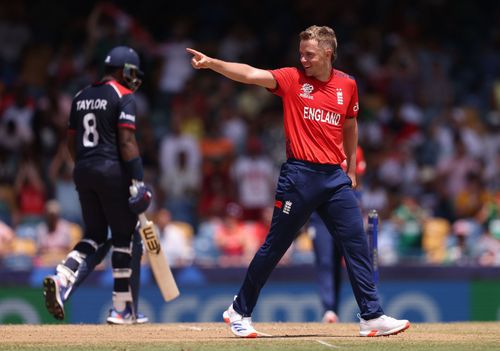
[137,213,149,227]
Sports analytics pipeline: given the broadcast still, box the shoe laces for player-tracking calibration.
[379,315,397,322]
[232,317,254,331]
[111,306,132,318]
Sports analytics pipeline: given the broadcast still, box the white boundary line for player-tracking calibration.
[315,339,341,348]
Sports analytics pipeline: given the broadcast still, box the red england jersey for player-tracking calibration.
[268,67,359,165]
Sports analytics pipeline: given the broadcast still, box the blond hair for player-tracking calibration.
[299,25,338,60]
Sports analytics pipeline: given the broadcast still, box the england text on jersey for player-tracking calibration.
[303,106,341,126]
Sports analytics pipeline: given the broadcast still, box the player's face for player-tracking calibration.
[299,40,332,78]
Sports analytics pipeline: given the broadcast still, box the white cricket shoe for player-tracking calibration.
[107,307,149,325]
[223,295,237,324]
[43,275,67,321]
[223,303,258,338]
[322,310,338,323]
[223,309,230,324]
[359,314,410,337]
[135,312,149,324]
[107,304,135,325]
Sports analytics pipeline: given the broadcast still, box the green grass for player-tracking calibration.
[1,322,499,351]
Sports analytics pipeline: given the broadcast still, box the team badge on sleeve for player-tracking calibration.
[119,111,136,122]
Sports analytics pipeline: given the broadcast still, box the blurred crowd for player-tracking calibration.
[0,1,499,270]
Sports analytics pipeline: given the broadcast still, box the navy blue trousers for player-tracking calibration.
[74,159,137,247]
[233,159,383,320]
[310,211,342,314]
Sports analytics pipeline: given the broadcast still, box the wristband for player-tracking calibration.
[124,157,144,181]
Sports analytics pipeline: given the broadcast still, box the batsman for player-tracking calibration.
[188,25,410,337]
[43,46,152,324]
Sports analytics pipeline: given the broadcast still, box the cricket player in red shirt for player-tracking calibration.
[187,25,410,337]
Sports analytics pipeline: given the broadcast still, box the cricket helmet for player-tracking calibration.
[104,46,143,91]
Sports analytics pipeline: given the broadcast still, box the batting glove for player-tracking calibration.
[128,182,152,215]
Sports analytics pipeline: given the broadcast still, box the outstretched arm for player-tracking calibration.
[186,48,277,89]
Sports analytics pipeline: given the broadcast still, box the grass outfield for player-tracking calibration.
[1,323,499,350]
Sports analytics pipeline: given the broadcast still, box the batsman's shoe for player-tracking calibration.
[107,305,136,325]
[43,275,66,321]
[223,304,258,338]
[135,312,149,324]
[322,310,339,323]
[358,314,410,337]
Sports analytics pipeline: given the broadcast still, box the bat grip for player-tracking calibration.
[137,213,149,227]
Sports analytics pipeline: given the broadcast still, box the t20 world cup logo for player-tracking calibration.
[299,83,314,100]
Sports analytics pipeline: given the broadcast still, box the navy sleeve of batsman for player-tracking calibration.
[117,93,137,131]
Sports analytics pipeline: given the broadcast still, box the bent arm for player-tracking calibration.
[343,118,358,188]
[186,48,277,89]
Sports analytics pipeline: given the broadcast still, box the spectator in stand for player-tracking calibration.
[361,177,389,218]
[198,159,234,221]
[251,205,274,249]
[0,147,17,223]
[48,143,81,225]
[35,200,78,267]
[454,172,493,220]
[198,119,235,220]
[0,219,14,261]
[32,82,72,172]
[156,208,194,267]
[84,2,154,67]
[391,194,428,259]
[136,117,159,181]
[446,219,475,266]
[159,116,201,225]
[14,152,46,223]
[217,23,257,63]
[437,136,481,200]
[231,136,275,221]
[154,20,194,117]
[214,203,256,267]
[0,83,35,154]
[476,219,500,266]
[0,2,31,83]
[220,104,247,155]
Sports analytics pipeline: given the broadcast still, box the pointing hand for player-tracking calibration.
[186,48,211,69]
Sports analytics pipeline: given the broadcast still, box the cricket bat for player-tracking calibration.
[131,182,180,301]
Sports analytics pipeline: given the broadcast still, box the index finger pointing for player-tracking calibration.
[186,48,201,57]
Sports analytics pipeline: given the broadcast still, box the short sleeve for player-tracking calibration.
[346,80,359,119]
[267,67,298,97]
[117,94,137,130]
